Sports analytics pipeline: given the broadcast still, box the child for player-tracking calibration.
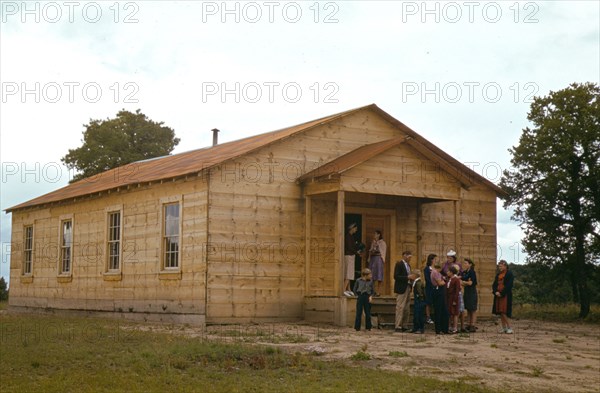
[353,268,374,331]
[411,269,426,334]
[446,265,461,334]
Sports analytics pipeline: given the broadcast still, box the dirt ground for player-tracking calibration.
[163,317,600,393]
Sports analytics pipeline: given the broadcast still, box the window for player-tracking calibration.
[107,211,121,271]
[60,220,72,274]
[163,203,180,269]
[23,225,33,275]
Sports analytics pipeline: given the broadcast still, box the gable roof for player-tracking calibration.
[297,136,409,182]
[7,104,506,212]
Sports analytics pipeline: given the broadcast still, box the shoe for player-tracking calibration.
[468,326,477,333]
[498,327,507,333]
[449,329,458,334]
[343,290,354,297]
[460,328,468,333]
[505,328,513,334]
[426,318,434,324]
[374,293,381,297]
[412,330,424,334]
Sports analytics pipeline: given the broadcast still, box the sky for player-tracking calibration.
[1,0,599,285]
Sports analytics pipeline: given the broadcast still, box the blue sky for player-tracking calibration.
[1,1,599,284]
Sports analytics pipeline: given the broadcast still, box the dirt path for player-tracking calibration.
[169,318,600,392]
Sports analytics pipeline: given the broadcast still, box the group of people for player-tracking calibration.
[345,224,514,334]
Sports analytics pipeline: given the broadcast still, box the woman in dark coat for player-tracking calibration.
[492,260,514,334]
[461,258,478,332]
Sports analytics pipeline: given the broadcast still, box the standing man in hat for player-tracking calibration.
[343,223,360,297]
[394,251,417,332]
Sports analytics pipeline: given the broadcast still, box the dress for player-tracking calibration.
[430,269,448,334]
[461,268,478,311]
[368,239,386,282]
[492,269,514,317]
[445,275,461,316]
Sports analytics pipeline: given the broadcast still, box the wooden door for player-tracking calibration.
[363,215,391,295]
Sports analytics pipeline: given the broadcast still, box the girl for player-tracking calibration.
[423,254,437,324]
[461,258,478,332]
[368,230,386,296]
[445,265,461,334]
[492,260,514,334]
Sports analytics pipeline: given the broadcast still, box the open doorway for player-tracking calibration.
[344,213,363,288]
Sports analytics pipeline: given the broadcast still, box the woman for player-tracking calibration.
[461,258,478,332]
[423,253,437,324]
[368,230,386,296]
[492,260,514,334]
[430,261,449,334]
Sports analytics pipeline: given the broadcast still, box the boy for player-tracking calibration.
[353,268,374,331]
[411,269,426,334]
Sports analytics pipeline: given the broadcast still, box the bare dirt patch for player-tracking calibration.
[147,318,600,393]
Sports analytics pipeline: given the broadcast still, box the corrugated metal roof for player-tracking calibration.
[7,104,506,212]
[6,105,370,212]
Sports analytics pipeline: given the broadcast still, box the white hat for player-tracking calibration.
[447,250,457,257]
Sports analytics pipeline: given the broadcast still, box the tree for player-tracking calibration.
[500,82,600,318]
[62,109,180,182]
[0,277,8,301]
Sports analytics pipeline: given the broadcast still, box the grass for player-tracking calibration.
[552,338,566,344]
[531,366,545,377]
[0,312,495,393]
[514,303,600,324]
[388,351,409,358]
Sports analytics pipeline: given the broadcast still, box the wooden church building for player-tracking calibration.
[7,104,506,326]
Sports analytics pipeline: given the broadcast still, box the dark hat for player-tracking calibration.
[347,223,357,230]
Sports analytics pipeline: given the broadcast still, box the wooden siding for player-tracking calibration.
[9,179,208,319]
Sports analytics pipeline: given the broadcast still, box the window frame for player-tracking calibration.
[58,217,73,276]
[106,210,123,272]
[22,224,34,276]
[162,201,181,270]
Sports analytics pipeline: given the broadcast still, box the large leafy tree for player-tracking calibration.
[501,82,600,318]
[62,109,180,182]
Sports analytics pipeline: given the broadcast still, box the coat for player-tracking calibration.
[492,269,514,318]
[394,260,411,294]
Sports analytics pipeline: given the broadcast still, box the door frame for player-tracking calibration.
[345,206,396,296]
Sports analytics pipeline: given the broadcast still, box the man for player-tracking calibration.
[343,223,359,297]
[394,251,417,332]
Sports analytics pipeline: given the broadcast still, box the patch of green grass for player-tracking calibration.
[490,343,498,348]
[552,338,566,344]
[531,366,545,377]
[515,303,600,324]
[350,351,371,361]
[388,351,408,358]
[0,300,7,311]
[0,313,495,392]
